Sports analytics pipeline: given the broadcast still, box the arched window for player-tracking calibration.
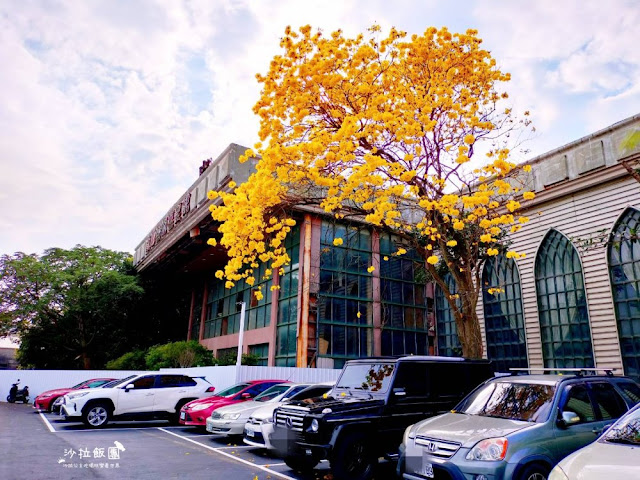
[435,273,461,357]
[608,207,640,380]
[535,229,594,368]
[482,255,528,372]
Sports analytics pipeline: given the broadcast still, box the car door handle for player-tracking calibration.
[145,393,154,396]
[178,390,186,393]
[591,427,603,435]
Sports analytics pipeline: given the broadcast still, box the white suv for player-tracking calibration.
[61,373,215,428]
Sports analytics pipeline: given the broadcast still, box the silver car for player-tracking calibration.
[549,401,640,480]
[399,371,640,480]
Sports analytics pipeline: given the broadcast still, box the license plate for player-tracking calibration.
[246,428,255,437]
[421,462,434,479]
[180,412,186,420]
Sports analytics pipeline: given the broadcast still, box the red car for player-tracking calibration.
[179,380,286,427]
[33,378,116,412]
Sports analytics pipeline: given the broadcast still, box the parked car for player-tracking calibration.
[549,400,640,480]
[244,381,335,450]
[399,369,640,480]
[60,373,215,428]
[33,378,116,412]
[271,356,494,480]
[206,383,310,436]
[178,379,286,427]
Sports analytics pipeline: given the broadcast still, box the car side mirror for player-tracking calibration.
[241,392,251,399]
[558,411,580,428]
[125,384,135,391]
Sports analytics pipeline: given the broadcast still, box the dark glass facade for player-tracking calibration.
[318,222,373,369]
[609,208,640,380]
[435,273,462,357]
[535,229,594,368]
[275,225,300,366]
[379,233,431,356]
[482,255,528,372]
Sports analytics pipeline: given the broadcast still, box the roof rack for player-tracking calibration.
[509,367,617,377]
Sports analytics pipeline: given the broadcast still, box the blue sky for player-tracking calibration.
[1,0,639,256]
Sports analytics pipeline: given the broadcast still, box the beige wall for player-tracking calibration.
[477,170,640,371]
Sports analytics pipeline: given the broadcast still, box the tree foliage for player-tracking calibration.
[144,340,216,370]
[208,25,535,358]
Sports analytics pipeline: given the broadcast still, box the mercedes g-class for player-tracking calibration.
[271,355,494,480]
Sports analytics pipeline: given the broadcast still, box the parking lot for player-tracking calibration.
[0,402,397,480]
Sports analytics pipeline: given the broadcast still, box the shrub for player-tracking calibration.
[105,350,147,370]
[144,341,216,370]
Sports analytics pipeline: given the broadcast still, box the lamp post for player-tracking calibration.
[236,301,246,367]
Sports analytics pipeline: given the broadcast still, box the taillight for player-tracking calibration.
[206,387,215,393]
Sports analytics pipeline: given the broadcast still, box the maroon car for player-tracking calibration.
[33,378,116,412]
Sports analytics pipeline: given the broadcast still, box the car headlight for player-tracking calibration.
[67,392,90,400]
[310,419,319,432]
[222,413,241,420]
[549,466,569,480]
[466,437,508,461]
[261,417,273,424]
[190,403,210,412]
[39,394,52,399]
[403,425,415,445]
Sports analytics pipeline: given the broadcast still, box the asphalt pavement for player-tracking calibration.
[0,402,399,480]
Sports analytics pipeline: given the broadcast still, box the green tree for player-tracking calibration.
[144,341,216,369]
[1,245,143,369]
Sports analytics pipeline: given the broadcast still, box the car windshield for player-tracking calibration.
[602,406,640,445]
[214,383,250,398]
[106,376,137,388]
[455,381,556,423]
[335,363,395,393]
[71,380,91,389]
[254,385,291,402]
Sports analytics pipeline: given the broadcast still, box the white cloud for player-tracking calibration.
[0,0,638,255]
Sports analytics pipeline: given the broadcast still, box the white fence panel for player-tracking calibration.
[0,369,145,402]
[237,366,341,385]
[0,365,342,402]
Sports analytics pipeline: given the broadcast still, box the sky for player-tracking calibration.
[1,0,639,257]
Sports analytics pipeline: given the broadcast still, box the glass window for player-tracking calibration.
[535,230,594,368]
[618,381,640,404]
[132,376,156,390]
[214,383,250,397]
[335,363,395,393]
[482,256,528,372]
[276,225,301,366]
[602,405,640,445]
[191,287,204,340]
[249,343,270,366]
[318,221,373,363]
[254,384,291,402]
[608,208,640,381]
[435,273,462,357]
[589,382,627,421]
[563,384,595,423]
[379,233,431,356]
[156,375,195,388]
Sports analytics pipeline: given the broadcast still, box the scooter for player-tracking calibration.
[7,380,29,403]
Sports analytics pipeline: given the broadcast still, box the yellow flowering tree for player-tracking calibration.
[209,25,535,359]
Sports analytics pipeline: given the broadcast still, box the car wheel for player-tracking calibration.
[284,456,319,473]
[82,402,111,428]
[330,430,377,480]
[48,397,60,412]
[517,464,550,480]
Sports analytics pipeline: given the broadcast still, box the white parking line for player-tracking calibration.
[212,445,253,449]
[39,411,56,433]
[158,428,297,480]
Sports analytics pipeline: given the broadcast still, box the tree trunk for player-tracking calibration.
[451,273,484,359]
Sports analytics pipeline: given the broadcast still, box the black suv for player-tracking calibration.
[271,355,494,480]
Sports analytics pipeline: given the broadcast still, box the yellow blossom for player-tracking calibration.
[333,238,344,246]
[367,266,375,273]
[446,240,457,247]
[427,255,439,265]
[207,238,217,247]
[523,191,535,200]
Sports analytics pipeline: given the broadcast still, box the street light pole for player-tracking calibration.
[236,301,246,367]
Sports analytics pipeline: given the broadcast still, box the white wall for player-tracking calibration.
[0,365,341,402]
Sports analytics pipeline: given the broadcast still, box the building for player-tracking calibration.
[135,114,640,377]
[437,114,640,379]
[134,145,436,368]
